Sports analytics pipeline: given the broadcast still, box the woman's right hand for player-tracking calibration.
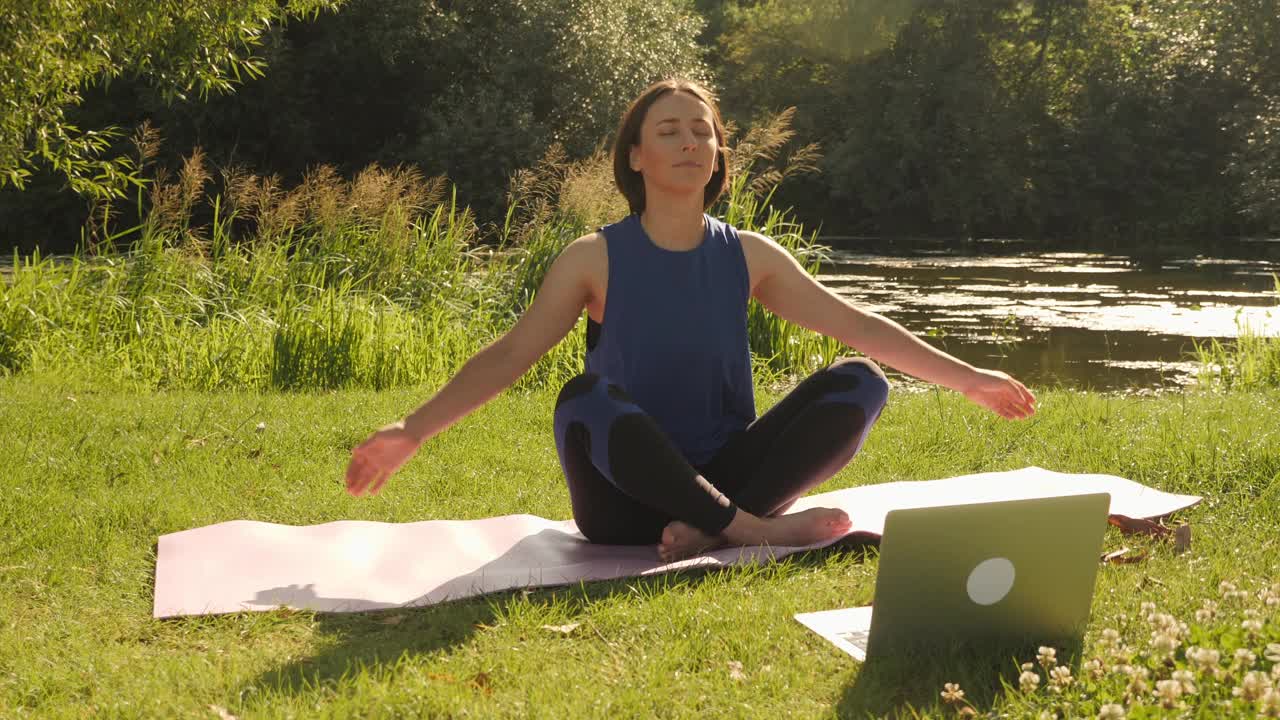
[345,422,422,497]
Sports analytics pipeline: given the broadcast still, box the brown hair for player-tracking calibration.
[612,78,730,215]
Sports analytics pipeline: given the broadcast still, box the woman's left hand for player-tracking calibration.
[959,368,1037,420]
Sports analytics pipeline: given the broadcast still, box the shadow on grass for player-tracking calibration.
[240,535,881,698]
[836,635,1086,719]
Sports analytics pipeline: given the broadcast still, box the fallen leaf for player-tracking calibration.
[1173,524,1192,554]
[1264,643,1280,663]
[727,660,746,681]
[65,396,77,403]
[471,671,493,694]
[1141,575,1167,588]
[1102,546,1129,562]
[540,622,580,635]
[209,705,239,720]
[1108,514,1172,538]
[1101,547,1149,564]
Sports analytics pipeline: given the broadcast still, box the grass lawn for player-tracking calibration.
[2,374,1279,718]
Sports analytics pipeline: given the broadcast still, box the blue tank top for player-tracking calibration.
[584,213,756,466]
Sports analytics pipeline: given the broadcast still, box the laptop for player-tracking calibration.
[795,493,1111,661]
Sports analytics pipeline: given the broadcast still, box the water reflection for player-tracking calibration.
[816,243,1279,391]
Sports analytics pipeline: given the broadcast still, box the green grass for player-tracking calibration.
[0,126,843,397]
[1192,279,1280,391]
[3,375,1278,718]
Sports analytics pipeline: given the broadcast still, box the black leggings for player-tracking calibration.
[552,357,890,545]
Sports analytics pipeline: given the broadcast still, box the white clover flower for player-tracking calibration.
[940,682,965,705]
[1260,688,1280,718]
[1235,648,1258,669]
[1196,599,1218,623]
[1021,661,1036,672]
[1265,643,1280,663]
[1272,663,1280,682]
[1188,646,1222,676]
[1050,665,1073,688]
[1140,601,1157,619]
[1244,618,1265,635]
[1264,582,1280,607]
[1172,669,1197,694]
[1097,703,1126,720]
[1220,580,1238,597]
[1150,631,1179,656]
[1097,628,1130,662]
[1155,678,1183,708]
[1126,667,1151,698]
[1038,711,1056,720]
[1020,670,1041,693]
[1233,671,1273,702]
[1084,658,1105,679]
[1038,646,1058,669]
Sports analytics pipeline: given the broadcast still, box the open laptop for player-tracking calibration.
[795,493,1111,661]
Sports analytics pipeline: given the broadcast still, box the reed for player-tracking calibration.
[0,109,838,392]
[1192,275,1280,390]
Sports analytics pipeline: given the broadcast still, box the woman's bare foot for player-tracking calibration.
[658,520,726,563]
[656,506,852,563]
[722,507,851,549]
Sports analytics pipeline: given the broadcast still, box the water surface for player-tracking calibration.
[816,240,1279,391]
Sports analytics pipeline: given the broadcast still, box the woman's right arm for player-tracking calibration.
[345,234,597,496]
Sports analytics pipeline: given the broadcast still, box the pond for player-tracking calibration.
[814,239,1280,392]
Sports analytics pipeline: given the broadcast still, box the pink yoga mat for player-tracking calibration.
[153,467,1200,618]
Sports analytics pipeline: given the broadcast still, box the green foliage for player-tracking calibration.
[0,108,831,393]
[0,0,346,201]
[712,0,1280,241]
[1193,277,1280,390]
[342,0,708,220]
[56,0,709,229]
[9,0,1280,251]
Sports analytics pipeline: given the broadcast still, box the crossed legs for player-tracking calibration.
[552,358,890,560]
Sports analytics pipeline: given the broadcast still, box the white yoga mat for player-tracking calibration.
[153,467,1201,618]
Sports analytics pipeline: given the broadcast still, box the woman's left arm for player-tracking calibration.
[745,231,1036,419]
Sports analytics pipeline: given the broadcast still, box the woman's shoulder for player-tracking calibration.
[562,230,609,289]
[705,214,767,249]
[705,214,755,240]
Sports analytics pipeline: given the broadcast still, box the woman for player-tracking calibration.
[344,78,1036,562]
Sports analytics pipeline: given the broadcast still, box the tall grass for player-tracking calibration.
[1193,275,1280,390]
[0,110,836,392]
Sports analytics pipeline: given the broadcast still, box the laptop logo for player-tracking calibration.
[966,557,1016,605]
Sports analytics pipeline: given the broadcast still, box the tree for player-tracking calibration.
[0,0,346,202]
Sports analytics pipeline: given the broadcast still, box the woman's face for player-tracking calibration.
[629,90,719,198]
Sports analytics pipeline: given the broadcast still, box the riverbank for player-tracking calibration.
[3,377,1277,718]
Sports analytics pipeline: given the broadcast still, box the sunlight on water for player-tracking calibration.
[817,245,1279,390]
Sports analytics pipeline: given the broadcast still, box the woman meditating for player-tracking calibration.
[344,78,1037,562]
